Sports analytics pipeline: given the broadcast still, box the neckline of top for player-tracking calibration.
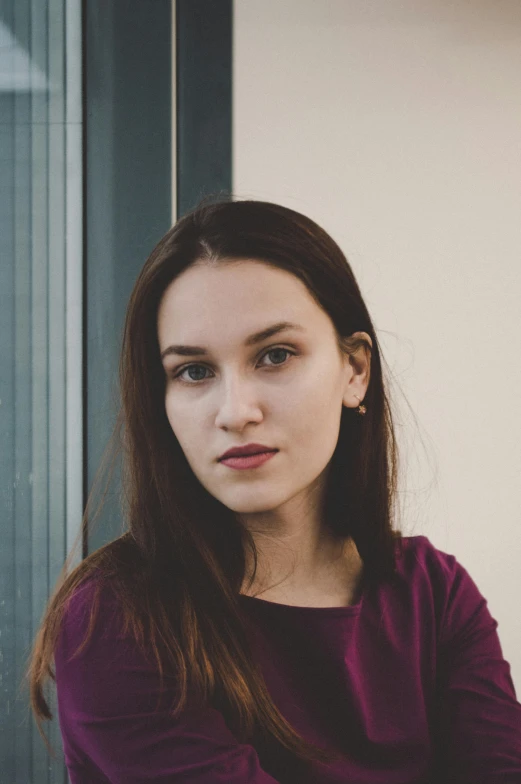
[237,587,365,615]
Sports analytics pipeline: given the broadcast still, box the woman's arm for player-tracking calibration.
[433,558,521,783]
[54,579,281,784]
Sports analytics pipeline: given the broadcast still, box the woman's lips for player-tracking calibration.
[219,450,278,470]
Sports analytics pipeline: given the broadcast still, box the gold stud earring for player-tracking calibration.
[354,394,367,416]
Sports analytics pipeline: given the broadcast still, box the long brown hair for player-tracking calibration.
[28,198,406,770]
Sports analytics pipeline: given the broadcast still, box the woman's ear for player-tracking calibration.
[342,331,372,409]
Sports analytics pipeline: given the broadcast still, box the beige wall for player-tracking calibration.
[233,0,521,688]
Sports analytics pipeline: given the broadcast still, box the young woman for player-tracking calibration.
[29,199,521,783]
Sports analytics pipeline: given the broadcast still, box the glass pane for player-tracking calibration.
[85,0,172,555]
[0,0,82,781]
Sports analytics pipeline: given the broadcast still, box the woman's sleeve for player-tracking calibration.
[54,579,281,784]
[434,557,521,783]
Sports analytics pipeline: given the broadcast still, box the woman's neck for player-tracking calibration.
[241,536,364,607]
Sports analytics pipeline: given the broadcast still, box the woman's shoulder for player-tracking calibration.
[395,534,492,638]
[55,573,123,669]
[63,570,118,624]
[398,533,467,587]
[57,535,145,653]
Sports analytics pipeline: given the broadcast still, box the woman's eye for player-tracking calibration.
[171,347,295,384]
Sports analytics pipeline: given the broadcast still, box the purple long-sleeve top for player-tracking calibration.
[54,535,521,783]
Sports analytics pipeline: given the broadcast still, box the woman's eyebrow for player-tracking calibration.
[160,321,305,360]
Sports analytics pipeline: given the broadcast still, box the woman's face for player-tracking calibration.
[157,259,367,519]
